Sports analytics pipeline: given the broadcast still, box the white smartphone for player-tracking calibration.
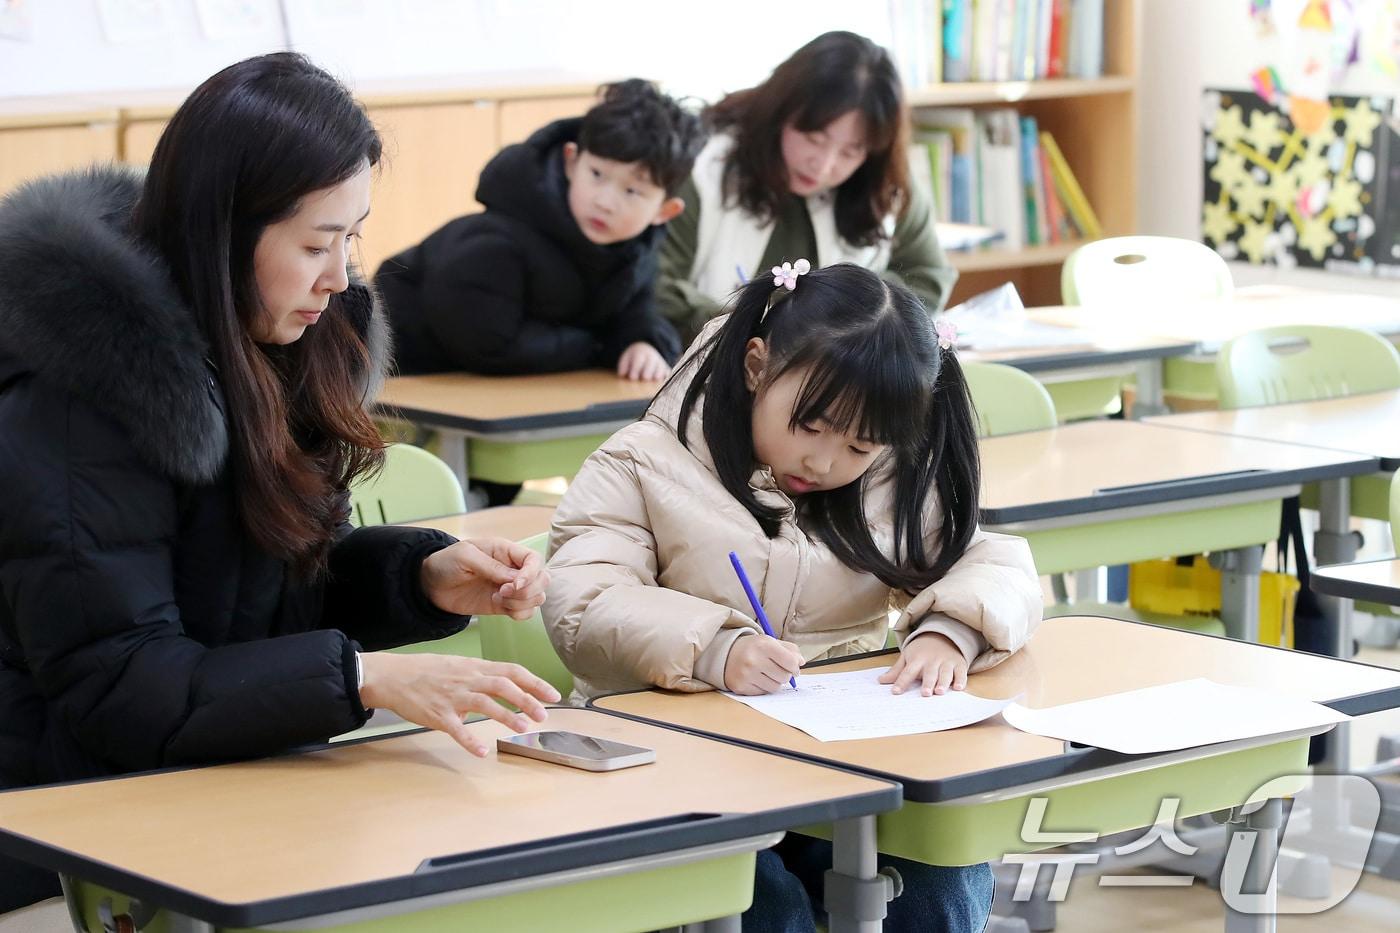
[496,730,656,772]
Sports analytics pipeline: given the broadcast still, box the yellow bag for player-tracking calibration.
[1128,557,1300,648]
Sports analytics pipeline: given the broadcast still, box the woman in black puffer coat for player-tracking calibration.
[0,53,559,912]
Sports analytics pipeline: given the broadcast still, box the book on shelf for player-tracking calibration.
[890,0,946,90]
[1040,131,1102,238]
[911,108,1100,251]
[935,222,1006,251]
[890,0,1105,85]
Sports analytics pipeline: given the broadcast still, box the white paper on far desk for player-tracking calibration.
[722,667,1017,742]
[1002,679,1350,755]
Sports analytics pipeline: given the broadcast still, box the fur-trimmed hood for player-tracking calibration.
[0,166,390,484]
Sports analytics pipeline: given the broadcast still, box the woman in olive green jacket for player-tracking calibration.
[657,30,957,345]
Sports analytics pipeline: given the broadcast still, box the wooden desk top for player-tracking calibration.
[376,370,661,434]
[595,616,1400,802]
[1144,390,1400,470]
[961,325,1195,372]
[407,506,554,542]
[1312,558,1400,606]
[0,708,896,928]
[979,420,1378,524]
[1029,288,1400,349]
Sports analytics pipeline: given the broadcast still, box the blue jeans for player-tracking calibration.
[742,834,994,932]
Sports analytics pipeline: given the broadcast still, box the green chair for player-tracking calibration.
[1216,325,1400,409]
[349,442,466,526]
[477,532,575,698]
[348,444,477,670]
[1218,324,1400,520]
[1062,235,1234,412]
[958,362,1225,634]
[963,361,1057,437]
[1391,468,1400,532]
[1218,325,1400,640]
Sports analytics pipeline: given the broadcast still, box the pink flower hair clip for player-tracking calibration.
[934,318,958,351]
[772,258,810,290]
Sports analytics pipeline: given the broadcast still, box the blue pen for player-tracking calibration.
[728,550,797,689]
[735,263,749,286]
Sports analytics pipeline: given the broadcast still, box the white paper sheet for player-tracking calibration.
[1002,679,1350,755]
[722,667,1017,742]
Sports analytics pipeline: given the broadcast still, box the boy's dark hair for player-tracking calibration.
[578,79,705,196]
[706,31,910,247]
[669,264,980,594]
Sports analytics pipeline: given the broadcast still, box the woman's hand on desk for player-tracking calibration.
[723,634,804,694]
[358,654,560,756]
[616,342,671,382]
[879,633,968,697]
[420,537,549,619]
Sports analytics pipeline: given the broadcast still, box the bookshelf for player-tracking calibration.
[949,240,1081,274]
[908,74,1133,107]
[916,0,1140,307]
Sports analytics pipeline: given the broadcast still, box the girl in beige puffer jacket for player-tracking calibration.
[546,262,1041,703]
[544,262,1039,933]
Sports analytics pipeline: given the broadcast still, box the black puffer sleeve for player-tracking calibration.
[323,523,468,651]
[0,380,370,770]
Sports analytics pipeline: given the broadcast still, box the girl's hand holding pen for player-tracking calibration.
[724,633,804,694]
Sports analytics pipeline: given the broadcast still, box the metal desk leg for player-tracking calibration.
[435,428,471,496]
[58,875,85,933]
[1131,359,1167,418]
[1313,477,1358,658]
[1214,546,1264,642]
[1223,798,1283,933]
[1073,568,1104,603]
[825,815,892,933]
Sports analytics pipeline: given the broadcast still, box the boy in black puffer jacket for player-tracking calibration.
[377,79,704,381]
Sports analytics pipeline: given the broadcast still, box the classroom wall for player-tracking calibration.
[1138,0,1400,296]
[0,0,287,98]
[0,0,889,103]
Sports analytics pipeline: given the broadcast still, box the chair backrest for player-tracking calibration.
[1062,236,1233,307]
[1390,470,1400,535]
[1216,325,1400,410]
[477,532,575,697]
[349,443,466,526]
[962,361,1058,437]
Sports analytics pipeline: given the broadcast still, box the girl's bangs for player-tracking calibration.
[783,343,930,448]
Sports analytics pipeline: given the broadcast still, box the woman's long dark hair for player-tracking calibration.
[133,52,385,577]
[705,31,911,247]
[674,264,979,593]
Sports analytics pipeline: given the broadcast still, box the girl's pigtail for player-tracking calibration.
[913,350,980,584]
[676,272,786,536]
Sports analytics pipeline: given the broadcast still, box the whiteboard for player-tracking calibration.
[0,0,287,99]
[1,0,893,104]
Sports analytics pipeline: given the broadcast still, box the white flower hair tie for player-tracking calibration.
[772,258,811,290]
[933,318,958,351]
